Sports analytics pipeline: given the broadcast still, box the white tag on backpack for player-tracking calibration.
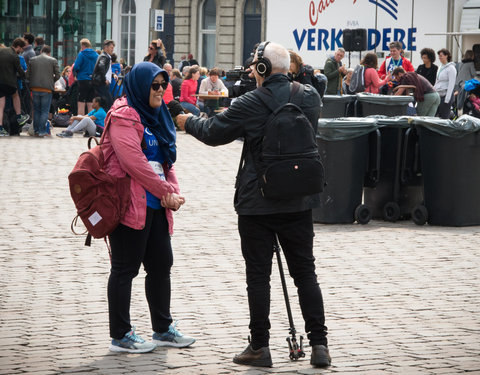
[89,211,102,226]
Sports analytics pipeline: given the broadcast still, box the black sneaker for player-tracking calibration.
[56,130,73,138]
[233,344,272,367]
[310,344,331,368]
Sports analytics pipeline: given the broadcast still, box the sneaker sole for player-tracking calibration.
[109,344,156,354]
[233,357,273,367]
[153,338,195,348]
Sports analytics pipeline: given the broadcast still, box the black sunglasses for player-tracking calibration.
[151,81,168,91]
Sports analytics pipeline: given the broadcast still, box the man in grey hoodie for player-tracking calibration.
[27,45,60,137]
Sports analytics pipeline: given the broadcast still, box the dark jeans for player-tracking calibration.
[436,95,454,119]
[238,210,328,348]
[108,207,173,339]
[95,83,113,111]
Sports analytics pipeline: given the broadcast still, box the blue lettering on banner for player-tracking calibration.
[407,28,417,50]
[368,29,381,50]
[292,28,417,52]
[308,28,316,50]
[382,28,392,50]
[317,29,329,50]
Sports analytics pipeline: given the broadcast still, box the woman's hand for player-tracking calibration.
[161,193,185,211]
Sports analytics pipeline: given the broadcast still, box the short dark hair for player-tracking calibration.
[103,39,115,47]
[437,48,452,62]
[93,96,104,107]
[111,53,117,63]
[392,67,406,76]
[35,36,44,45]
[361,52,378,69]
[41,45,51,54]
[23,32,34,45]
[12,38,26,48]
[420,48,436,63]
[208,67,220,76]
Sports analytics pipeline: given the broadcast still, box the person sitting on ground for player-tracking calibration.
[416,47,438,86]
[55,66,71,92]
[57,96,106,137]
[362,52,392,93]
[393,67,440,116]
[179,66,201,116]
[144,39,166,68]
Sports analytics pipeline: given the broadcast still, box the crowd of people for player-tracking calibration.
[1,31,479,370]
[328,41,479,119]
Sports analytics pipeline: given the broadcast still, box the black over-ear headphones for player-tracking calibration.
[255,41,272,78]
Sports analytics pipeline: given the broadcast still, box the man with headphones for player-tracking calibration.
[175,42,330,369]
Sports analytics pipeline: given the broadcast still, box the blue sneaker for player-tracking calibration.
[109,327,156,353]
[152,321,195,348]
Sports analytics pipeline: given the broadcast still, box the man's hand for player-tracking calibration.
[176,114,192,131]
[161,193,185,211]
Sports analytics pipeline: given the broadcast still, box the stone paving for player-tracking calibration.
[0,128,480,375]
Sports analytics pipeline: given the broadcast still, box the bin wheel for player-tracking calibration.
[355,204,371,224]
[412,205,428,226]
[383,202,401,222]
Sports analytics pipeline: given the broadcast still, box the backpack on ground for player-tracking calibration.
[349,64,365,93]
[68,110,130,246]
[251,81,325,199]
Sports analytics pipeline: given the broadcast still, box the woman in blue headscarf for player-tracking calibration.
[102,62,195,353]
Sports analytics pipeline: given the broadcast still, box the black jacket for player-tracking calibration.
[185,73,321,215]
[92,52,111,85]
[143,48,166,68]
[0,47,25,88]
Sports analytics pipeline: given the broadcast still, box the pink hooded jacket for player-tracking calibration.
[102,97,180,234]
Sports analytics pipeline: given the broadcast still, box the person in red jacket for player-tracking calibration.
[179,66,200,115]
[378,41,414,80]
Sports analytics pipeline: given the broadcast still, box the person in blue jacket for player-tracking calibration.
[109,53,123,98]
[73,38,98,115]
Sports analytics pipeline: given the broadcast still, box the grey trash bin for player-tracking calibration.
[356,93,414,117]
[314,117,379,224]
[363,116,423,222]
[321,95,356,118]
[412,115,480,226]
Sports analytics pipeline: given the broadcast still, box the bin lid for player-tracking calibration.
[356,92,414,105]
[412,114,480,138]
[322,95,356,103]
[367,115,411,128]
[317,117,378,141]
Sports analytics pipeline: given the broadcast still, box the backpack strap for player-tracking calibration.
[256,81,304,113]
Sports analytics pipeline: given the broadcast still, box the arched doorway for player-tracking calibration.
[242,0,261,65]
[151,0,175,65]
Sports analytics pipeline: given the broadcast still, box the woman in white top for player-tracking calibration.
[434,49,457,119]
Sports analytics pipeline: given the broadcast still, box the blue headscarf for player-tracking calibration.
[124,62,176,167]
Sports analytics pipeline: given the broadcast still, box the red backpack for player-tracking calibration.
[68,112,131,246]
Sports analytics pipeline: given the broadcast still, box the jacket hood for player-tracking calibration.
[82,48,99,58]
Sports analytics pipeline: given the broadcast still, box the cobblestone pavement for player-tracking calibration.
[1,128,480,375]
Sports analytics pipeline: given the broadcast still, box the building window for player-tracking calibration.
[243,0,262,64]
[121,0,136,65]
[199,0,216,68]
[152,0,175,64]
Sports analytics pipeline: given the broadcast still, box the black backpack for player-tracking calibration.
[251,81,325,199]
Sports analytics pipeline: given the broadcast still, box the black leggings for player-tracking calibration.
[108,207,173,339]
